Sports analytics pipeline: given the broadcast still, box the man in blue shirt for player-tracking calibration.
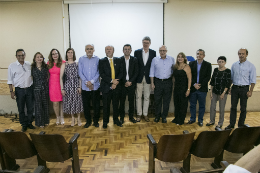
[225,48,256,130]
[78,44,100,128]
[150,45,175,123]
[188,49,212,127]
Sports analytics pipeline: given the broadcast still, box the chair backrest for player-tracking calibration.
[156,132,195,162]
[191,130,231,158]
[29,133,70,162]
[225,126,260,153]
[0,132,37,159]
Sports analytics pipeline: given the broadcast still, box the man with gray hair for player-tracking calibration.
[134,36,156,122]
[150,45,175,123]
[78,44,100,128]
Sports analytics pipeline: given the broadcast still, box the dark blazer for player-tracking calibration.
[120,56,139,85]
[99,57,123,94]
[134,48,156,84]
[189,60,212,93]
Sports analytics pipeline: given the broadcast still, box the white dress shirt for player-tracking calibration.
[125,56,130,81]
[223,164,250,173]
[7,60,33,88]
[142,49,149,65]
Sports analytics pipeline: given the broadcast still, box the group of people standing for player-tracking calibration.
[7,36,256,132]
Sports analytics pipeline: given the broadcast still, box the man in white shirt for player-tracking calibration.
[134,37,156,122]
[7,49,35,132]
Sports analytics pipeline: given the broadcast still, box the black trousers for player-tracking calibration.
[82,89,100,124]
[102,88,120,124]
[174,89,189,125]
[15,86,34,127]
[119,84,136,119]
[230,85,249,126]
[154,78,173,119]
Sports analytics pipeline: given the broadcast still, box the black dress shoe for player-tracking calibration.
[103,124,107,129]
[187,120,195,124]
[120,118,124,124]
[27,124,36,129]
[162,118,167,123]
[129,118,137,123]
[93,123,99,127]
[115,121,123,127]
[84,123,91,128]
[21,126,27,132]
[206,122,214,126]
[198,122,203,127]
[154,118,160,123]
[225,124,234,130]
[171,119,177,123]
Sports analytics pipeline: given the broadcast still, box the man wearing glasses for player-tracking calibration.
[7,49,35,132]
[150,45,175,123]
[134,36,156,122]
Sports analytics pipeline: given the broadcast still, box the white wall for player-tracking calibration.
[165,0,260,74]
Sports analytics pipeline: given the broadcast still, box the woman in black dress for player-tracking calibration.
[31,52,49,128]
[171,52,191,125]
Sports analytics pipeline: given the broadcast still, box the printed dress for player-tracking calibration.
[32,67,49,127]
[63,62,83,114]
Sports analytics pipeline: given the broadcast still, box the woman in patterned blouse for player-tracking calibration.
[206,56,231,129]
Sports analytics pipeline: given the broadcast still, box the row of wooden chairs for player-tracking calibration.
[0,129,81,173]
[147,125,260,173]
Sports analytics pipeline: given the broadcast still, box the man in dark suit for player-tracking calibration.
[99,45,123,129]
[188,49,212,126]
[119,44,138,124]
[134,36,156,122]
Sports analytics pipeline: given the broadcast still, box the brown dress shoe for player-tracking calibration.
[144,116,150,122]
[136,115,141,122]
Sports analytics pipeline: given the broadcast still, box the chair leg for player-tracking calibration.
[212,150,224,168]
[3,151,20,171]
[71,142,81,173]
[181,153,191,173]
[147,141,156,173]
[37,154,49,173]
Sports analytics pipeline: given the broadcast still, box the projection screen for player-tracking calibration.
[69,3,163,59]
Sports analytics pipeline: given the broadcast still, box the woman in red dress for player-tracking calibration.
[48,49,66,125]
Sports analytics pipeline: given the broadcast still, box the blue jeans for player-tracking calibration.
[15,86,34,126]
[189,90,207,122]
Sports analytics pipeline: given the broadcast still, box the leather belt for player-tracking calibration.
[233,85,249,88]
[155,77,171,81]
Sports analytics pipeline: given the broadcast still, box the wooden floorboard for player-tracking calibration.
[0,112,259,173]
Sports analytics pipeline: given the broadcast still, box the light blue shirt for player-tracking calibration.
[231,60,256,85]
[197,60,203,83]
[78,55,100,91]
[149,55,175,79]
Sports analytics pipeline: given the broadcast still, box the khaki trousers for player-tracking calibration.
[136,77,151,116]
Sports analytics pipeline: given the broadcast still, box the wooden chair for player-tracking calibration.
[147,131,195,173]
[214,126,260,167]
[181,129,232,173]
[29,132,81,173]
[0,130,47,173]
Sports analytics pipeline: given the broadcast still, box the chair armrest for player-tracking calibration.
[69,133,80,144]
[183,130,189,134]
[244,124,250,127]
[220,161,230,169]
[7,129,14,132]
[215,126,222,131]
[39,131,45,135]
[3,129,9,132]
[170,168,182,173]
[147,134,156,145]
[33,165,47,173]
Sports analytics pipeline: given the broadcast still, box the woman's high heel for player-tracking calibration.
[56,116,60,125]
[60,116,65,125]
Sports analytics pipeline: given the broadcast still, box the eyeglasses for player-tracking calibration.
[142,42,150,45]
[52,53,58,56]
[159,50,167,52]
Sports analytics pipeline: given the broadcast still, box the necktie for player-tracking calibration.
[109,59,115,79]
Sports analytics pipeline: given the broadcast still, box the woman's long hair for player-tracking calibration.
[31,52,47,70]
[65,48,76,61]
[174,52,187,69]
[48,48,63,69]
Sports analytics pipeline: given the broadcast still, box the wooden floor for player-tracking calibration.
[0,112,260,173]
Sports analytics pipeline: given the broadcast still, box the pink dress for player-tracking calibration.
[48,60,66,102]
